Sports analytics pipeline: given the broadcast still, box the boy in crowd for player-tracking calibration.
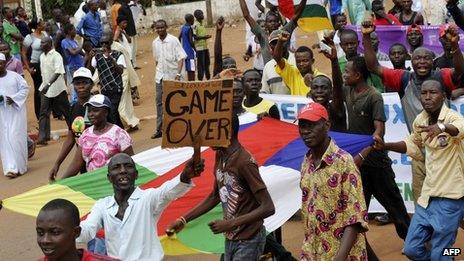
[273,31,325,96]
[193,9,211,81]
[179,14,196,81]
[36,198,118,261]
[167,115,275,260]
[373,79,464,260]
[334,54,411,242]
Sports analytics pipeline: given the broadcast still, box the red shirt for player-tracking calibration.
[374,15,402,25]
[37,249,120,261]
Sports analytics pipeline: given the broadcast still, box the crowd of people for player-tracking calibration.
[1,0,464,260]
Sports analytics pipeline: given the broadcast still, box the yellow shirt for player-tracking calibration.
[274,59,325,96]
[405,105,464,208]
[242,99,275,115]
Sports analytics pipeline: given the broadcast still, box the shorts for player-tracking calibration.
[185,59,196,72]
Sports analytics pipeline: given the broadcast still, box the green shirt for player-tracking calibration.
[2,20,21,55]
[194,21,208,51]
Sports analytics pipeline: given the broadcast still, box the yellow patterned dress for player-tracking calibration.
[300,140,369,260]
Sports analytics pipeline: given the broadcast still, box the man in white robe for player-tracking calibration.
[0,53,29,178]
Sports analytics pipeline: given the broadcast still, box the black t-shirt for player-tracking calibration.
[434,54,463,87]
[343,86,391,167]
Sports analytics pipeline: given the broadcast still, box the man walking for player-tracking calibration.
[151,19,186,139]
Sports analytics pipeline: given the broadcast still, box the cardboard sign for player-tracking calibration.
[162,79,234,148]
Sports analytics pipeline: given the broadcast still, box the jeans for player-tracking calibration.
[404,198,464,261]
[87,237,107,255]
[155,80,163,132]
[224,226,266,261]
[197,49,211,80]
[38,91,70,142]
[360,164,410,240]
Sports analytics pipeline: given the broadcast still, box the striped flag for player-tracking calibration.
[269,0,333,32]
[2,116,372,255]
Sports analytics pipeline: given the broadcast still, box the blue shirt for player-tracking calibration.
[329,0,343,15]
[76,11,102,47]
[180,24,195,59]
[61,38,84,70]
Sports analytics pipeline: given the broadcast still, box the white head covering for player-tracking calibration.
[0,53,5,61]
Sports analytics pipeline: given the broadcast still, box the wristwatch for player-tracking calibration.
[437,123,446,133]
[176,73,181,77]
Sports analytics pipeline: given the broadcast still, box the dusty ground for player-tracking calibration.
[0,20,463,260]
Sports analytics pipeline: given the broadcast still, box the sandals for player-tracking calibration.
[5,172,19,179]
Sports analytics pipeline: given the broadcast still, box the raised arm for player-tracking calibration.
[255,0,265,13]
[446,25,464,83]
[290,0,308,24]
[446,0,464,30]
[321,37,344,114]
[213,17,225,77]
[361,21,384,77]
[239,0,258,28]
[273,31,290,69]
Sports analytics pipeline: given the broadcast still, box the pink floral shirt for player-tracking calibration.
[78,124,132,172]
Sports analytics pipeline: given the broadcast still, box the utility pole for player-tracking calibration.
[205,0,213,26]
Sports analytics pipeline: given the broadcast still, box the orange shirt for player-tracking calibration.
[110,3,122,33]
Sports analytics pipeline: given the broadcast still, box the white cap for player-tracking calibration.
[72,67,93,82]
[84,94,112,109]
[0,53,5,61]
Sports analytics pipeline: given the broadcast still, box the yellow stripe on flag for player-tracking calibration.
[160,235,205,256]
[2,184,95,218]
[298,17,333,32]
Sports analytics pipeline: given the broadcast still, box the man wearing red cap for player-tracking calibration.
[297,102,369,260]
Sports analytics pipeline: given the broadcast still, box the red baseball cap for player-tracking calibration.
[297,102,329,122]
[407,24,422,35]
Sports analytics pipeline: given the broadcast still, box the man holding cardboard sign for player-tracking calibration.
[166,115,276,260]
[161,79,234,148]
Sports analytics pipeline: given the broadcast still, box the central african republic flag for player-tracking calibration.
[268,0,333,32]
[2,116,372,255]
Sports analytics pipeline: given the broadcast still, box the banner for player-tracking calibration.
[162,80,234,148]
[261,93,464,213]
[347,25,464,55]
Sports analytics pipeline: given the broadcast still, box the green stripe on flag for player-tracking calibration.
[177,205,225,253]
[56,164,158,200]
[301,4,329,18]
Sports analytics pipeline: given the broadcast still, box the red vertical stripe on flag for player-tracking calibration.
[278,0,295,19]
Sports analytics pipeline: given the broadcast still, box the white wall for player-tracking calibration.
[137,0,242,32]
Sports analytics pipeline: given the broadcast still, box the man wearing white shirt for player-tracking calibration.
[151,19,186,139]
[38,36,70,145]
[77,152,204,261]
